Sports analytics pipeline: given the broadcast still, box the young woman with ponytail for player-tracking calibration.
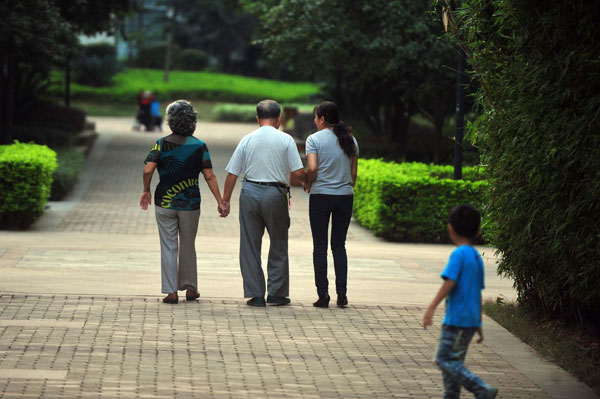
[305,101,358,308]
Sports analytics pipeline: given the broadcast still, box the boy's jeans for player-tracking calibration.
[436,324,494,399]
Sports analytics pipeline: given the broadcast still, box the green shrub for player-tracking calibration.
[211,103,257,122]
[49,68,321,104]
[73,43,120,87]
[445,0,600,328]
[50,148,85,200]
[136,42,181,70]
[354,159,487,243]
[212,103,316,122]
[175,48,209,71]
[0,142,57,229]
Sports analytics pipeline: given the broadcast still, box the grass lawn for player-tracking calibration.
[50,68,321,104]
[484,301,600,393]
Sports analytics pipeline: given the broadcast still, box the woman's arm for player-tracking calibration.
[351,155,358,187]
[306,153,318,187]
[202,168,228,217]
[140,162,157,210]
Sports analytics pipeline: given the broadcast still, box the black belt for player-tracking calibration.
[245,179,288,189]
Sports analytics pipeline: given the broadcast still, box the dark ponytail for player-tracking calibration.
[315,101,356,158]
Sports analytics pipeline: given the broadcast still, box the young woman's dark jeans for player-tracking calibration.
[309,194,353,298]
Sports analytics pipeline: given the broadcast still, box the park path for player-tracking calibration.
[0,117,596,398]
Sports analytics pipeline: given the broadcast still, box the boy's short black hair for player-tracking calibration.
[448,204,481,238]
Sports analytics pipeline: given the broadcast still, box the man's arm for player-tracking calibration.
[140,162,157,210]
[291,168,307,187]
[222,172,238,209]
[422,279,456,329]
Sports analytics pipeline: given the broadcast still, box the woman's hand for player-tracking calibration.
[218,200,230,218]
[140,191,152,210]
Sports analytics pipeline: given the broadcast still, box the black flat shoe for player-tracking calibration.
[313,296,330,308]
[337,294,348,308]
[186,289,200,301]
[267,296,291,306]
[247,297,266,307]
[162,294,178,304]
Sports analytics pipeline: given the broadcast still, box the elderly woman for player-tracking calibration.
[140,100,228,304]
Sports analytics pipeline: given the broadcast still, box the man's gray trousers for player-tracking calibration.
[239,182,290,298]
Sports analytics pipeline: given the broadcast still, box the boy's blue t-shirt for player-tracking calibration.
[441,245,485,328]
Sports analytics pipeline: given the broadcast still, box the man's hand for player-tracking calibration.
[140,191,152,210]
[475,327,484,343]
[218,201,230,218]
[422,307,435,330]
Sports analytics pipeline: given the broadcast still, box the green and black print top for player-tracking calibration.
[145,136,212,210]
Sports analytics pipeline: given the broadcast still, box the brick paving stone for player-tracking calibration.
[0,294,551,399]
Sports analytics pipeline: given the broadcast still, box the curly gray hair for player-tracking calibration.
[166,100,197,136]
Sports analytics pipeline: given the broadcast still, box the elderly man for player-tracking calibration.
[223,99,307,307]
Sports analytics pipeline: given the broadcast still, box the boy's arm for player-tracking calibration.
[476,299,484,343]
[422,279,456,329]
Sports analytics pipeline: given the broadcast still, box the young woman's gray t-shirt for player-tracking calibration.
[305,128,358,195]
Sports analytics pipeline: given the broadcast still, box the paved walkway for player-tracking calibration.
[0,117,596,398]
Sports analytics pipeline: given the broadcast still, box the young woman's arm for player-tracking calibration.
[306,153,318,187]
[351,155,358,187]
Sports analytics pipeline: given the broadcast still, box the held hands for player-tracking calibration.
[140,192,152,210]
[301,181,311,193]
[218,200,230,218]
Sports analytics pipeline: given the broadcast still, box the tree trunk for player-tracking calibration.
[390,99,411,157]
[433,120,444,164]
[64,61,71,107]
[163,9,176,82]
[1,56,16,144]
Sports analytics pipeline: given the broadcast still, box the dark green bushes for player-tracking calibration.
[14,103,87,147]
[175,49,209,71]
[73,43,120,87]
[0,142,57,229]
[445,0,600,327]
[354,159,487,243]
[50,148,85,200]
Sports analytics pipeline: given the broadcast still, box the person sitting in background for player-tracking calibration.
[150,97,162,131]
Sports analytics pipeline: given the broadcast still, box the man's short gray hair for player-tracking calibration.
[256,99,281,119]
[166,100,197,136]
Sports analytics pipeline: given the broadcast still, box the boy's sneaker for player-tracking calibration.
[485,387,499,399]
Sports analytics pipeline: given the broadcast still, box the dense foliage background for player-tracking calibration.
[443,0,600,328]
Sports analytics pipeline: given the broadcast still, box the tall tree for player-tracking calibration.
[244,0,455,156]
[0,0,130,143]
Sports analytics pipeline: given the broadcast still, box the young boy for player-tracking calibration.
[422,205,498,399]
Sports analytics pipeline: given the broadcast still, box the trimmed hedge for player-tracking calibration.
[50,148,85,200]
[0,142,58,229]
[212,103,316,122]
[354,159,487,243]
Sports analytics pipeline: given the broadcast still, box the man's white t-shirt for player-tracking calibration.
[226,126,303,184]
